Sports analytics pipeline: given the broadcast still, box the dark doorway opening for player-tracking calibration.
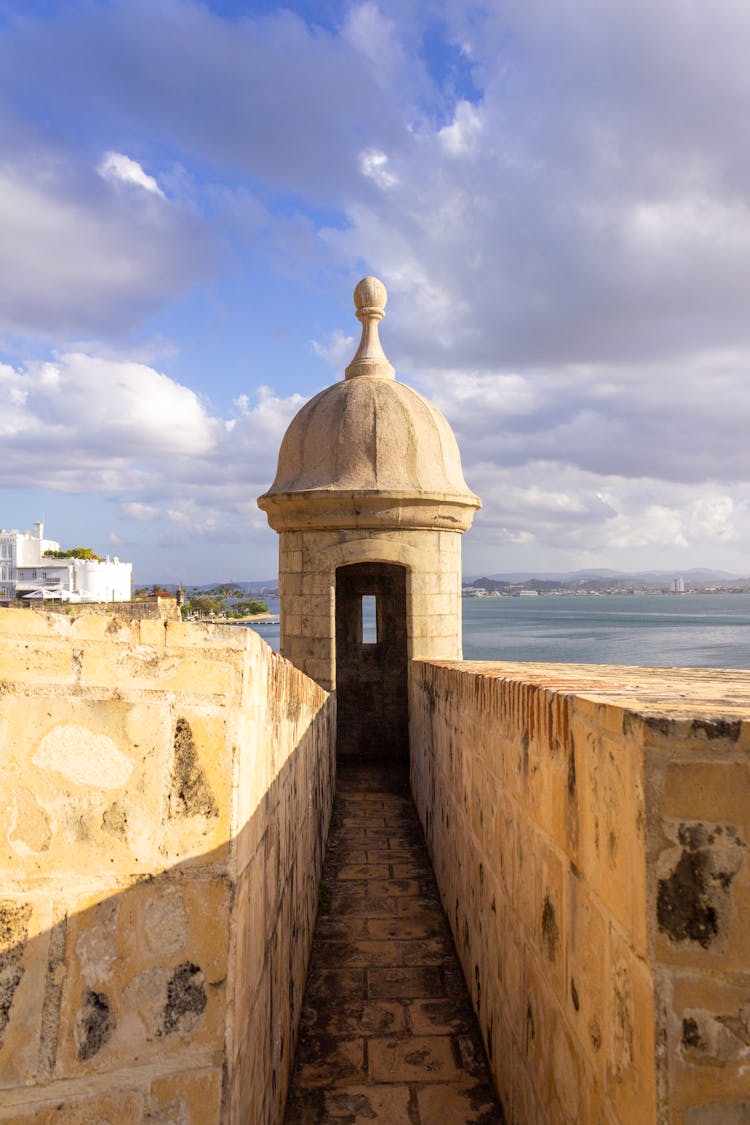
[335,562,408,759]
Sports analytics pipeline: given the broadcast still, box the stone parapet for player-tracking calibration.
[410,660,750,1125]
[32,597,181,620]
[0,607,335,1124]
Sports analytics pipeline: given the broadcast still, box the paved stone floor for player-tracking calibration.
[284,760,505,1124]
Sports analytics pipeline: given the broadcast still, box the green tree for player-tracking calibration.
[233,599,269,616]
[44,546,102,561]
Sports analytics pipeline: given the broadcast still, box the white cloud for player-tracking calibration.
[438,100,483,156]
[359,149,398,189]
[0,352,307,549]
[311,330,357,368]
[0,159,211,340]
[121,502,161,522]
[0,353,216,480]
[97,151,165,196]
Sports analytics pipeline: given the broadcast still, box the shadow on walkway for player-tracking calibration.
[284,760,505,1123]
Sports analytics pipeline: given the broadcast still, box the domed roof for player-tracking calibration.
[268,376,473,495]
[258,277,480,532]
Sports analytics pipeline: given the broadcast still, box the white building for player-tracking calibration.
[0,522,57,601]
[0,523,132,603]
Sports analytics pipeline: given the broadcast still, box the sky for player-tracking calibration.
[1,0,749,583]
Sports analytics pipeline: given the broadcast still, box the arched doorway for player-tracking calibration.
[335,562,408,759]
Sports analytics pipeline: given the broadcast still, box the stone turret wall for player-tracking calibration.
[0,608,335,1124]
[278,526,464,690]
[410,660,750,1125]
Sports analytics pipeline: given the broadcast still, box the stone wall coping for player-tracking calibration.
[416,659,750,720]
[0,606,269,653]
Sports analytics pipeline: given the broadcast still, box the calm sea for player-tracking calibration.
[245,593,750,670]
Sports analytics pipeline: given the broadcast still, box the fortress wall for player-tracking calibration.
[410,660,750,1125]
[0,608,335,1124]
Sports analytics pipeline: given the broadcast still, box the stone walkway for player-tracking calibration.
[284,761,505,1124]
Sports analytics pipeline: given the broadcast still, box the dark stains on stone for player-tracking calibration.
[521,731,529,778]
[286,697,302,724]
[637,715,742,743]
[657,822,745,948]
[567,736,576,797]
[691,718,741,742]
[571,978,580,1012]
[589,1016,602,1052]
[162,961,207,1035]
[680,824,708,850]
[608,828,618,865]
[0,967,24,1042]
[76,990,114,1061]
[658,849,718,947]
[622,712,637,737]
[474,963,481,1012]
[541,893,559,963]
[682,1017,705,1051]
[681,1008,750,1064]
[0,901,32,1039]
[422,680,438,716]
[525,1000,535,1049]
[457,1031,488,1077]
[643,715,672,736]
[169,718,219,819]
[465,1082,507,1123]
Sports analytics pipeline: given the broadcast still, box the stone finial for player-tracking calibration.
[345,276,396,380]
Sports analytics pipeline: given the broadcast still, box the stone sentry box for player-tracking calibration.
[258,276,480,756]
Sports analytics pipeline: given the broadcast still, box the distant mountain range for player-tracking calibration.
[465,568,750,586]
[147,570,750,592]
[146,580,279,594]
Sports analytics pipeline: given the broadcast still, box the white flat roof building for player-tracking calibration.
[0,523,132,603]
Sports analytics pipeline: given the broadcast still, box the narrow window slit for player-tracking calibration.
[362,595,378,644]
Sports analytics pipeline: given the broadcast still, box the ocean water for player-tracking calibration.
[245,593,750,670]
[461,593,750,669]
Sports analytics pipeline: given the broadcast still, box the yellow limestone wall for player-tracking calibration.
[410,660,750,1125]
[0,608,335,1124]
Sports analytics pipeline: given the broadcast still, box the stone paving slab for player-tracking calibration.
[284,761,505,1124]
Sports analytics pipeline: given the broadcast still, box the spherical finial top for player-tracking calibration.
[345,274,394,379]
[353,276,387,313]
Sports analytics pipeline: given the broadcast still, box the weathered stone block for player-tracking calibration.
[606,924,656,1122]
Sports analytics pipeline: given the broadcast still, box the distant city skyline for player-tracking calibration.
[1,1,750,584]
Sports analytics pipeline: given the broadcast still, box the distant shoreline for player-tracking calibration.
[190,613,280,624]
